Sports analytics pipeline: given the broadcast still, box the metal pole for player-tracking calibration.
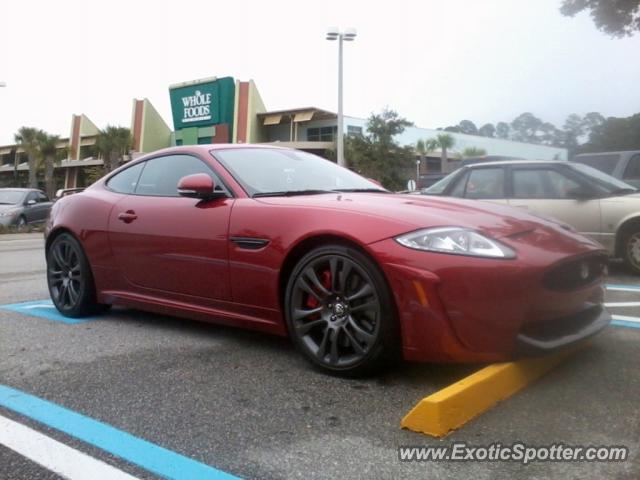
[337,35,345,167]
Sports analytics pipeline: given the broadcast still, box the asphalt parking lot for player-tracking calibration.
[1,233,639,479]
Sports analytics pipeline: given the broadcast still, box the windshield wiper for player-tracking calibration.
[252,189,335,198]
[331,188,390,193]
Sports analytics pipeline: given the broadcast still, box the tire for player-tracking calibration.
[46,233,107,317]
[16,216,27,231]
[284,244,399,376]
[622,228,640,275]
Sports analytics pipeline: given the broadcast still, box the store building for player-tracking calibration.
[0,75,567,189]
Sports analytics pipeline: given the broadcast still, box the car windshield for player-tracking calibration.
[422,170,460,194]
[0,190,24,205]
[569,163,637,195]
[212,148,388,197]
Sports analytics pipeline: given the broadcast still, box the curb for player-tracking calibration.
[401,344,586,437]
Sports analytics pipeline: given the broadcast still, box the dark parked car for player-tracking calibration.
[0,188,53,229]
[45,145,609,375]
[572,151,640,188]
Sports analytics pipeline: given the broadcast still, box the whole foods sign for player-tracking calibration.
[182,90,212,123]
[169,80,221,129]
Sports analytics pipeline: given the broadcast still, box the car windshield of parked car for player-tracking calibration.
[212,148,387,197]
[0,190,25,205]
[422,170,460,194]
[570,163,637,195]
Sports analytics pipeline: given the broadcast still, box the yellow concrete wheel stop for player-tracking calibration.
[401,344,587,437]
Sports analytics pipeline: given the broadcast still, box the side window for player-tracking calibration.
[107,162,145,194]
[464,168,505,199]
[135,155,216,197]
[512,169,580,199]
[623,155,640,181]
[36,192,49,203]
[25,192,37,204]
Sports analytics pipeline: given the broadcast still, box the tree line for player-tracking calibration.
[12,126,131,198]
[344,109,640,191]
[438,112,640,156]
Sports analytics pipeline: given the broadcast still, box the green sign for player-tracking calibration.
[169,77,236,134]
[170,81,219,129]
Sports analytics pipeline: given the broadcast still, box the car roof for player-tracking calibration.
[463,160,572,168]
[0,188,40,192]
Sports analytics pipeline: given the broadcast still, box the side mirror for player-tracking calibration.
[177,173,223,200]
[26,199,36,206]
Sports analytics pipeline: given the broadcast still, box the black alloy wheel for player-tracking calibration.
[47,233,105,317]
[285,245,398,376]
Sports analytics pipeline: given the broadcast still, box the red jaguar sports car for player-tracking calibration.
[45,145,610,375]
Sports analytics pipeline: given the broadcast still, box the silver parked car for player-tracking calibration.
[0,188,53,229]
[423,160,640,273]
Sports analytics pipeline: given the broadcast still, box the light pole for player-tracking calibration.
[326,27,356,167]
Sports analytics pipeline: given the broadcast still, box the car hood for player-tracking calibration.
[0,204,20,213]
[256,193,557,240]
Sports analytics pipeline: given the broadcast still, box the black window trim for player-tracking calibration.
[105,153,235,198]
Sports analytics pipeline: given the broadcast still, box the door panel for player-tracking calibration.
[108,195,233,300]
[106,154,233,301]
[507,167,602,239]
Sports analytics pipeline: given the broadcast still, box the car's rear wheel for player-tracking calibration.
[284,244,399,376]
[623,229,640,275]
[47,233,106,317]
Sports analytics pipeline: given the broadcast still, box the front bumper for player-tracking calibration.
[515,304,611,355]
[368,231,610,363]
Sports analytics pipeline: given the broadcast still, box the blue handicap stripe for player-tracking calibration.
[611,316,640,329]
[0,384,240,480]
[0,299,98,324]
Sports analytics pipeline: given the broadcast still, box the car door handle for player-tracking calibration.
[117,210,138,223]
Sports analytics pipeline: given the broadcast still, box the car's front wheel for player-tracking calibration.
[47,233,106,317]
[284,244,399,376]
[623,228,640,275]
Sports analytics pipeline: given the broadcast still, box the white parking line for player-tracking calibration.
[0,414,140,480]
[611,314,640,324]
[604,302,640,307]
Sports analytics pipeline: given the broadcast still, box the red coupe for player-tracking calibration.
[45,145,610,375]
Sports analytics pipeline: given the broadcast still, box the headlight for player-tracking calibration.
[395,227,516,259]
[0,210,17,218]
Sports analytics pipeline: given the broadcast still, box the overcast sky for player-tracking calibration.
[1,0,639,145]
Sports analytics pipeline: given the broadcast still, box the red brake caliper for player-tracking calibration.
[304,269,332,309]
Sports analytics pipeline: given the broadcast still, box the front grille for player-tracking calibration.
[543,254,607,291]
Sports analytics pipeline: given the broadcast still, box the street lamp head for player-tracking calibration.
[326,27,339,40]
[343,28,357,41]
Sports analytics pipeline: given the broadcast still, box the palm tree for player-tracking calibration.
[14,127,41,188]
[38,131,62,198]
[96,126,131,172]
[461,147,487,158]
[420,134,455,172]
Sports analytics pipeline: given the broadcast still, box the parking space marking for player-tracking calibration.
[605,283,640,292]
[605,301,640,307]
[0,384,240,480]
[0,299,98,324]
[0,414,140,480]
[611,315,640,329]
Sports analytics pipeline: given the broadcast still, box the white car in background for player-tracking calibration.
[424,160,640,273]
